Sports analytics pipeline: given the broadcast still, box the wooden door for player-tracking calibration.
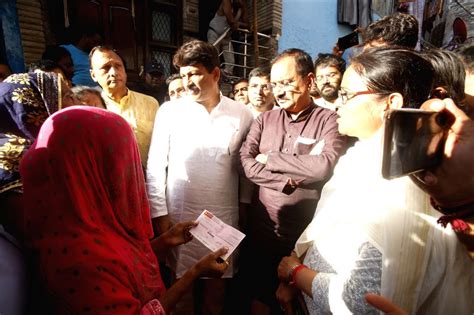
[84,0,144,80]
[46,0,182,81]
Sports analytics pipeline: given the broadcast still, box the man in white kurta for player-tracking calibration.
[146,40,253,315]
[147,94,253,276]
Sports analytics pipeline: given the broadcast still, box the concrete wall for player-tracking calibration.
[278,0,352,58]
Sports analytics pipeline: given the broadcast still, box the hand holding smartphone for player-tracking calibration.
[382,109,454,179]
[337,31,359,50]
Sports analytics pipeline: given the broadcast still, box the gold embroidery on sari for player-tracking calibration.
[0,134,31,172]
[4,73,31,85]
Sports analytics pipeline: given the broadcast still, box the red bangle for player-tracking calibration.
[290,264,307,286]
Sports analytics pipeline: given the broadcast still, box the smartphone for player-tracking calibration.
[337,31,359,50]
[382,109,454,180]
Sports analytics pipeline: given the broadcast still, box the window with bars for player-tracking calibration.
[151,50,172,78]
[151,11,172,43]
[148,0,182,77]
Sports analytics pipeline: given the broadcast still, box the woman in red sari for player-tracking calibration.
[19,106,228,314]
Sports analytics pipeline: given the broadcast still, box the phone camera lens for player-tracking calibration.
[435,112,447,127]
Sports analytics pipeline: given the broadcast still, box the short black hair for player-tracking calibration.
[173,40,219,73]
[69,24,103,44]
[28,60,61,72]
[364,13,419,48]
[166,73,182,85]
[421,49,465,105]
[351,47,434,109]
[71,85,105,107]
[271,48,314,78]
[232,78,248,90]
[314,53,346,75]
[456,43,474,73]
[42,45,71,63]
[248,67,270,80]
[89,45,126,68]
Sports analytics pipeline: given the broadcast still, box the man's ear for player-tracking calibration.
[212,67,221,82]
[430,87,449,100]
[90,69,98,82]
[386,92,404,109]
[307,72,315,89]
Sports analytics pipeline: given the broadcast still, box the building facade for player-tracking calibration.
[1,0,283,83]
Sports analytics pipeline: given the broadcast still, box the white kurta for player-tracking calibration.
[147,95,253,278]
[314,97,337,111]
[245,103,279,118]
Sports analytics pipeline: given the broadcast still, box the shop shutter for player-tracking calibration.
[16,0,46,64]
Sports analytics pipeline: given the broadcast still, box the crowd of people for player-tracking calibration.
[0,10,473,315]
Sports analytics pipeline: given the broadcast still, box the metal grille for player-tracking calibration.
[151,51,172,78]
[151,11,171,43]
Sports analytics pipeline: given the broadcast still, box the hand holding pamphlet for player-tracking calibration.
[189,210,245,260]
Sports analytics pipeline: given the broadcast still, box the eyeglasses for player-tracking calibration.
[249,83,272,92]
[316,72,340,82]
[233,87,248,95]
[338,90,379,105]
[270,79,297,91]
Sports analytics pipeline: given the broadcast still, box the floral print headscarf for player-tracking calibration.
[0,72,62,193]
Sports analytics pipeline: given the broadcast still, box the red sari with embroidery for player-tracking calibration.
[20,106,165,314]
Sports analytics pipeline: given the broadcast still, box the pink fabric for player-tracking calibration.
[431,198,473,233]
[20,106,165,313]
[141,299,166,315]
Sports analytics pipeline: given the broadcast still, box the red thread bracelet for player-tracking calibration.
[290,264,307,286]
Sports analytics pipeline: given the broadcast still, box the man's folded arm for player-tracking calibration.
[240,117,304,192]
[266,116,348,185]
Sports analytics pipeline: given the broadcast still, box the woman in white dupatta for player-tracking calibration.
[277,47,474,314]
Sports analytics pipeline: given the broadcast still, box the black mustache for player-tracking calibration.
[278,89,302,95]
[276,88,302,95]
[186,84,200,92]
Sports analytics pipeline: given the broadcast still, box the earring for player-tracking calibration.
[381,103,389,120]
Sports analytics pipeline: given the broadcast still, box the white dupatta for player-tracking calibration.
[294,130,474,314]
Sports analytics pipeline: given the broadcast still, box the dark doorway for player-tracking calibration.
[199,0,220,41]
[45,0,182,82]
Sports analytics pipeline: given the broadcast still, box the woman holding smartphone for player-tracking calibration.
[276,47,474,314]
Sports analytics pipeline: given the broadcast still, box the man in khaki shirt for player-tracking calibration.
[89,46,158,166]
